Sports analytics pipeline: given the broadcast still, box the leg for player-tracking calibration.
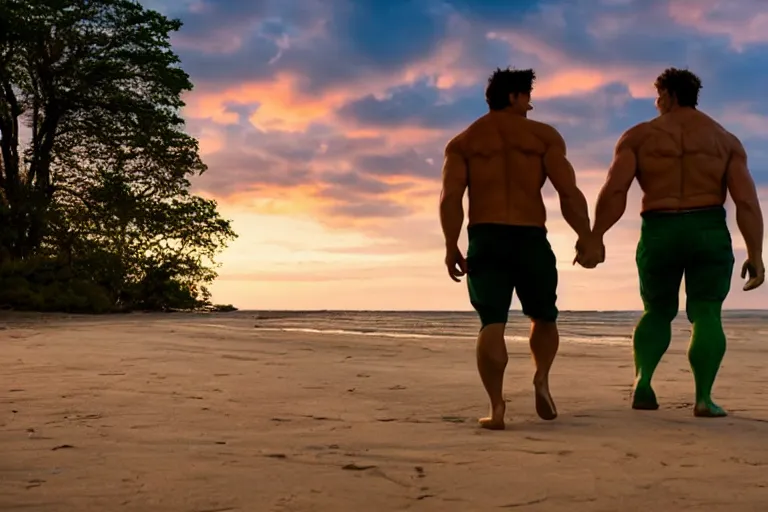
[514,231,559,420]
[633,218,684,410]
[529,319,559,420]
[632,300,678,409]
[476,323,509,429]
[685,299,727,417]
[466,243,514,430]
[683,211,734,417]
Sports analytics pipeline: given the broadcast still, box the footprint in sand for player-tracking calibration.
[441,416,467,424]
[342,463,376,471]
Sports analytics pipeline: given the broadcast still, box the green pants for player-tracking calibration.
[466,223,558,328]
[637,207,734,307]
[633,206,734,412]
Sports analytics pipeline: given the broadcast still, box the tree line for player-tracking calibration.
[0,0,237,312]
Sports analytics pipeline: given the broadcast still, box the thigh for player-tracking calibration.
[466,228,515,326]
[467,265,513,327]
[515,236,558,322]
[685,226,735,302]
[636,230,684,311]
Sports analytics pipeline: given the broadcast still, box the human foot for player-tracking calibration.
[478,403,506,430]
[631,383,659,410]
[693,401,727,418]
[533,381,557,420]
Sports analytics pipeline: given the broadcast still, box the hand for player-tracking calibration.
[741,258,765,291]
[445,246,467,282]
[573,234,605,269]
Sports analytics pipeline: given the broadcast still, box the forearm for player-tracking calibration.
[592,189,627,238]
[440,199,464,250]
[736,201,764,261]
[559,189,591,239]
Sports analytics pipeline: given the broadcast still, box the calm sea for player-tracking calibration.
[242,310,768,346]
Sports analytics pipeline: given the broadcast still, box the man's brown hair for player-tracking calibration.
[654,67,703,108]
[485,67,536,111]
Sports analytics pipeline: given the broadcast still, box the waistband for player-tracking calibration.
[640,205,726,220]
[467,223,547,238]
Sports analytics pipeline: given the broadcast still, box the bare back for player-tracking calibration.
[635,110,733,212]
[447,111,552,227]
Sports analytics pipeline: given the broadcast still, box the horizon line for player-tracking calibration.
[239,308,768,313]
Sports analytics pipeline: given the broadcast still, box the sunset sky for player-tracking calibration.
[143,0,768,311]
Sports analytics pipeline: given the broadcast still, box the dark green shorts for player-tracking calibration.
[466,223,558,327]
[637,206,734,311]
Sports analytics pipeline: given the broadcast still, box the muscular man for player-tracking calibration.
[580,67,765,417]
[439,67,594,429]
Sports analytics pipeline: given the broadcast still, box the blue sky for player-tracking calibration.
[140,0,768,309]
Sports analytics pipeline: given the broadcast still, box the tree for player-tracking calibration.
[0,0,237,312]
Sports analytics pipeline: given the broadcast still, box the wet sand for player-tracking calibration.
[2,312,768,511]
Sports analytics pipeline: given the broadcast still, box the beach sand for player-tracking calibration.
[2,311,768,511]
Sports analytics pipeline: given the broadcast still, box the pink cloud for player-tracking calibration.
[667,0,768,49]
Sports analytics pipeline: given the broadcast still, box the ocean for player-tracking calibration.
[244,310,768,346]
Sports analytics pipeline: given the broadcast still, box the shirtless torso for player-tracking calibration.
[626,109,734,212]
[445,110,567,228]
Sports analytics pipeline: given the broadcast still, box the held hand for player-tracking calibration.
[573,235,605,269]
[741,259,765,291]
[445,247,468,282]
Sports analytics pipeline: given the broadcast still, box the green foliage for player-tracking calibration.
[0,0,237,313]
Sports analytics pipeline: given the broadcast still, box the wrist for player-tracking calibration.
[590,228,606,241]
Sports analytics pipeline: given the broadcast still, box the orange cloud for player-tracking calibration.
[181,25,485,135]
[487,31,657,99]
[184,73,346,131]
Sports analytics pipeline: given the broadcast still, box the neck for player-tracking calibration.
[500,106,525,117]
[668,105,695,113]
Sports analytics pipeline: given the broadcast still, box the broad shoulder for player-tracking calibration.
[617,121,651,151]
[524,119,565,147]
[444,113,495,155]
[697,112,745,154]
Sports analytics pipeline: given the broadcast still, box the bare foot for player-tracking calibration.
[693,401,727,418]
[534,381,557,421]
[478,403,506,430]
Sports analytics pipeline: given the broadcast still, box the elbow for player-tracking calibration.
[601,186,628,205]
[735,198,762,217]
[440,191,463,211]
[558,185,586,205]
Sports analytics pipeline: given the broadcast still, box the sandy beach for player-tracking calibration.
[2,311,768,511]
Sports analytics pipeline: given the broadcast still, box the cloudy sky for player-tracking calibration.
[143,0,768,311]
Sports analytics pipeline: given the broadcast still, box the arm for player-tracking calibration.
[592,129,638,238]
[439,141,468,251]
[726,138,764,263]
[542,127,591,239]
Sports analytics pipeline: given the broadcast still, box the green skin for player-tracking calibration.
[632,207,734,417]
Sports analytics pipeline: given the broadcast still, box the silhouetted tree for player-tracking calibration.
[0,0,237,312]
